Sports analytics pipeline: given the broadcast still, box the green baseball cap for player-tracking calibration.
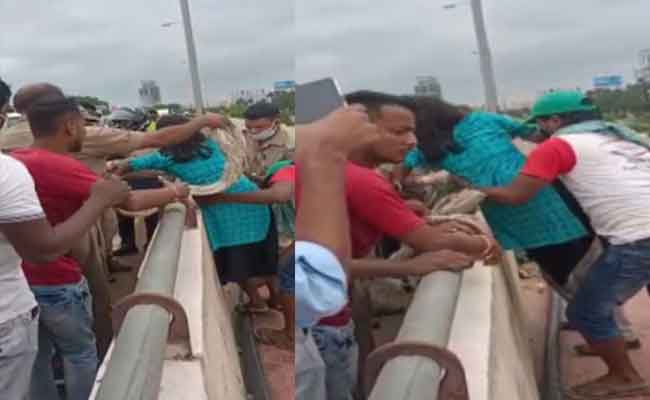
[526,90,597,124]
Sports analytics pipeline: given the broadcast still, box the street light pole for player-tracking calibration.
[178,0,205,113]
[469,0,499,112]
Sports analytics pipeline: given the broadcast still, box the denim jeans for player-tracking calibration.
[296,328,327,400]
[30,278,98,400]
[311,320,358,400]
[567,238,650,341]
[0,308,38,400]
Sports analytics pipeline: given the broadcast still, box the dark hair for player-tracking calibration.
[158,114,212,163]
[26,95,81,138]
[344,90,416,121]
[0,78,10,109]
[13,83,65,113]
[408,96,466,162]
[541,109,602,128]
[244,101,280,120]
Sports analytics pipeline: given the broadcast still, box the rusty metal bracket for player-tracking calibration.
[364,340,469,400]
[112,292,192,354]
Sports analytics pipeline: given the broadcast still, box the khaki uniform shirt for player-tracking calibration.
[0,119,33,151]
[246,126,293,177]
[75,126,146,174]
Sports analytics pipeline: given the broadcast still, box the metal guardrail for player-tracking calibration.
[95,203,188,400]
[365,271,467,400]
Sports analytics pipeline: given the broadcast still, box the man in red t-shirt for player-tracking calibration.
[16,94,191,400]
[295,91,492,400]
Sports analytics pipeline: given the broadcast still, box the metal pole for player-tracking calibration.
[469,0,499,112]
[179,0,205,113]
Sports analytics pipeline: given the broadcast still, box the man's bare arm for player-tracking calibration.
[296,106,378,260]
[400,224,491,257]
[195,182,292,205]
[347,250,474,279]
[481,174,548,205]
[1,178,129,263]
[139,113,230,149]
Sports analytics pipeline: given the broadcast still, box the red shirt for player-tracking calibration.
[521,137,577,182]
[270,165,295,184]
[296,161,425,325]
[12,148,98,285]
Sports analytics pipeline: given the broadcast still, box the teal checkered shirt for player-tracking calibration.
[405,112,588,251]
[129,138,270,251]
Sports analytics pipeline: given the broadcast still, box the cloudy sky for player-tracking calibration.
[2,0,648,108]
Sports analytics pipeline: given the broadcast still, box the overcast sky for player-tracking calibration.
[2,0,648,108]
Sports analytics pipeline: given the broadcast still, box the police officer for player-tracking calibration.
[243,102,293,180]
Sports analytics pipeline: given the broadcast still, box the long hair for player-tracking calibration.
[409,96,467,162]
[158,115,213,163]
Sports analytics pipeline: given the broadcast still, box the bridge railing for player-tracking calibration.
[94,203,188,400]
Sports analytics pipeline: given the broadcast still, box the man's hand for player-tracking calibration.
[91,176,131,208]
[105,160,130,176]
[404,250,476,275]
[159,177,190,200]
[200,113,234,130]
[296,105,379,161]
[405,199,429,217]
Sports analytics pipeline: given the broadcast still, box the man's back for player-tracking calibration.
[12,148,97,285]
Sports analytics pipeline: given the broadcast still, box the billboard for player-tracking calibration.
[274,80,296,91]
[593,75,624,89]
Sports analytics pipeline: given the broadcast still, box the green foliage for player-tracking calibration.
[587,83,650,116]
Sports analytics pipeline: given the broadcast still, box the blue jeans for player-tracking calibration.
[311,321,358,400]
[30,278,98,400]
[567,238,650,341]
[279,255,294,294]
[0,308,38,400]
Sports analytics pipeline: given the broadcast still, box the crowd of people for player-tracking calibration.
[2,72,650,400]
[295,90,650,400]
[0,77,295,400]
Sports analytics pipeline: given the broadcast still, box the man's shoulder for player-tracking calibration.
[345,162,394,192]
[14,149,96,177]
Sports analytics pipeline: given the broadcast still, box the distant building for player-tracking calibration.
[139,80,162,108]
[414,76,442,99]
[636,49,650,82]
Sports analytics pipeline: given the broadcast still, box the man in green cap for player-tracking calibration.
[481,90,650,398]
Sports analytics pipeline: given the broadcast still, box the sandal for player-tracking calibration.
[574,339,641,357]
[567,380,650,399]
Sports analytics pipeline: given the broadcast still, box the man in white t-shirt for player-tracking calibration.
[481,90,650,399]
[0,77,130,400]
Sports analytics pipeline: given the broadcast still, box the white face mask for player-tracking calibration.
[249,124,278,142]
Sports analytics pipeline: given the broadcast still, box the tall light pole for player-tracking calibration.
[444,0,499,112]
[178,0,205,113]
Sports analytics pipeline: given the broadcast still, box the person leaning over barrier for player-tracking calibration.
[481,90,650,399]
